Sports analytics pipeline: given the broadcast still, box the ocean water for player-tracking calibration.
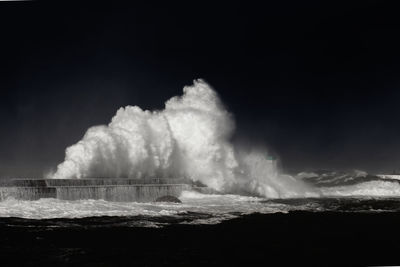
[1,193,400,228]
[0,171,399,228]
[1,172,400,266]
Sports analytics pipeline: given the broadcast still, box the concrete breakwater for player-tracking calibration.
[0,178,192,202]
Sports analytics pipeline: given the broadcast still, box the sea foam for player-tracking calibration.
[52,79,313,198]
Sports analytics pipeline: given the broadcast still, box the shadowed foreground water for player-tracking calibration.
[1,197,400,266]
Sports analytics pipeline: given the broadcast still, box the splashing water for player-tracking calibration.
[51,79,314,198]
[3,80,400,222]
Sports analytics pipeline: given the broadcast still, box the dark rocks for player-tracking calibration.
[155,195,182,203]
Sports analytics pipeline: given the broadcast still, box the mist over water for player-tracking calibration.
[51,79,400,200]
[52,79,314,198]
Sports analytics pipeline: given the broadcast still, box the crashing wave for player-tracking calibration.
[51,79,314,198]
[50,79,400,199]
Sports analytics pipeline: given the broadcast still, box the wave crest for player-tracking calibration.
[52,79,312,198]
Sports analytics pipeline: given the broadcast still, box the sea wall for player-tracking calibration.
[0,187,56,201]
[0,179,191,202]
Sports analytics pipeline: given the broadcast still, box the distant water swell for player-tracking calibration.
[299,170,400,197]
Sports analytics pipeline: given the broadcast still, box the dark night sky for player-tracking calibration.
[1,1,400,176]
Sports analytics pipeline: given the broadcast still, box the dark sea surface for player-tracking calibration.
[0,197,400,266]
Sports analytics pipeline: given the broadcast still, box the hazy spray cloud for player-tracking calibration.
[52,80,315,198]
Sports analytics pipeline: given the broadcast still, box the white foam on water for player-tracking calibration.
[0,187,400,224]
[377,174,400,180]
[0,191,287,222]
[320,180,400,197]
